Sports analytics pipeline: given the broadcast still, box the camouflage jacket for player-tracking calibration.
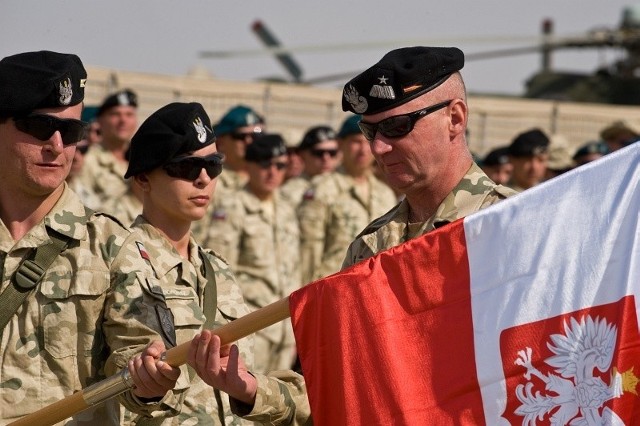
[128,217,310,425]
[217,167,249,193]
[203,189,300,372]
[279,174,326,209]
[342,163,518,268]
[78,145,129,208]
[101,186,143,227]
[298,171,398,283]
[0,185,181,424]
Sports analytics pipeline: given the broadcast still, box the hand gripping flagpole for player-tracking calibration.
[8,297,291,426]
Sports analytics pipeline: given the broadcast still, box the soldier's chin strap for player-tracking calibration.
[0,207,92,341]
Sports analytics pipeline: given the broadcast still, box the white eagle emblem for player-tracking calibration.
[343,84,368,114]
[513,315,638,425]
[193,116,208,143]
[58,78,73,105]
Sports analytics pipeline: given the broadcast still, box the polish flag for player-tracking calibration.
[290,143,640,425]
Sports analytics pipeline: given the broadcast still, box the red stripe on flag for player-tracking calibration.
[290,219,484,425]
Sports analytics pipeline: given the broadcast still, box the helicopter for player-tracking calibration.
[199,5,640,105]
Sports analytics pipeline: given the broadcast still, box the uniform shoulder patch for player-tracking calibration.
[136,241,150,261]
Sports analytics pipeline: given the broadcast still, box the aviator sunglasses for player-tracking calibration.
[13,113,88,146]
[358,99,453,142]
[162,153,224,181]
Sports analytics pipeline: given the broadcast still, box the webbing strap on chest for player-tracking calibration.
[198,248,218,330]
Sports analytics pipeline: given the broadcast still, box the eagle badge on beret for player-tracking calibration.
[193,116,208,143]
[58,78,72,106]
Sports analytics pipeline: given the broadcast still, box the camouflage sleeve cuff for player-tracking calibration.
[118,388,182,418]
[231,371,310,424]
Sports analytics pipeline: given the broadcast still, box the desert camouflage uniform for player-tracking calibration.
[0,185,182,424]
[298,171,398,283]
[124,217,309,425]
[101,186,143,227]
[78,145,129,208]
[67,179,101,210]
[342,163,518,268]
[217,167,248,193]
[279,174,323,209]
[203,189,301,373]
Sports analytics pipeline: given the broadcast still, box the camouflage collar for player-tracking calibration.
[44,183,91,241]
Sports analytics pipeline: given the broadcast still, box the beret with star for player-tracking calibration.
[342,46,464,115]
[125,102,215,178]
[0,50,86,116]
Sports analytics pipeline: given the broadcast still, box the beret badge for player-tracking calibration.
[193,116,208,143]
[58,78,73,106]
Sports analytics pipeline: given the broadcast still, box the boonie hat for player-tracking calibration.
[245,134,287,162]
[0,50,86,116]
[214,105,264,136]
[125,102,215,178]
[342,46,464,115]
[298,126,337,150]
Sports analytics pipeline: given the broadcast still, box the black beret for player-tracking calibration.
[508,129,550,157]
[97,89,138,116]
[483,146,511,166]
[342,46,464,115]
[298,126,337,150]
[246,134,287,162]
[0,50,86,116]
[125,102,215,178]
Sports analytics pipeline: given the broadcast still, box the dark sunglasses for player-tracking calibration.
[310,148,339,158]
[13,113,88,146]
[76,144,90,155]
[258,160,287,171]
[358,99,453,142]
[231,131,262,141]
[162,153,224,181]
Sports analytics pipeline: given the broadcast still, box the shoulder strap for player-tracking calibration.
[198,248,218,330]
[0,207,93,340]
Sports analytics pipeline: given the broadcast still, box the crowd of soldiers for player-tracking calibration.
[1,46,638,425]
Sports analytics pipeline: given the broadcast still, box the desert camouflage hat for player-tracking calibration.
[0,50,86,116]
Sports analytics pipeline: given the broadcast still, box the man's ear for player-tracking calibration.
[133,173,151,192]
[449,99,468,139]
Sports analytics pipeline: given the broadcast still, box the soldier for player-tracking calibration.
[340,46,517,267]
[123,102,309,424]
[78,88,138,207]
[100,179,144,226]
[213,105,265,192]
[204,134,300,373]
[279,125,341,208]
[599,120,638,152]
[0,51,180,424]
[481,146,512,185]
[573,140,609,166]
[298,115,398,283]
[507,128,550,191]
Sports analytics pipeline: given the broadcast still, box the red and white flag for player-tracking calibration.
[290,143,640,425]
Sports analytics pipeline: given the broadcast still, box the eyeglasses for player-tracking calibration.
[231,131,262,141]
[310,148,339,158]
[162,153,224,181]
[13,113,88,146]
[257,160,287,171]
[358,99,453,142]
[76,144,90,155]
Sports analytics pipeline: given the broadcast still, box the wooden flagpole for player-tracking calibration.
[8,297,291,426]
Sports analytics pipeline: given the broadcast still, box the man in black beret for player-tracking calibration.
[507,128,550,191]
[481,146,513,185]
[340,46,517,267]
[0,50,180,422]
[79,88,139,207]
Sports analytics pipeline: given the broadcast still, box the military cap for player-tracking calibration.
[298,126,337,150]
[97,89,138,116]
[483,146,510,166]
[0,50,86,116]
[508,128,550,157]
[81,105,99,123]
[342,46,464,115]
[245,134,287,162]
[124,102,215,178]
[599,121,638,141]
[573,141,609,161]
[214,105,264,136]
[337,114,362,138]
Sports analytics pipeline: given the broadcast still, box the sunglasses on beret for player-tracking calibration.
[358,99,453,142]
[13,113,88,146]
[310,148,339,158]
[162,153,224,181]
